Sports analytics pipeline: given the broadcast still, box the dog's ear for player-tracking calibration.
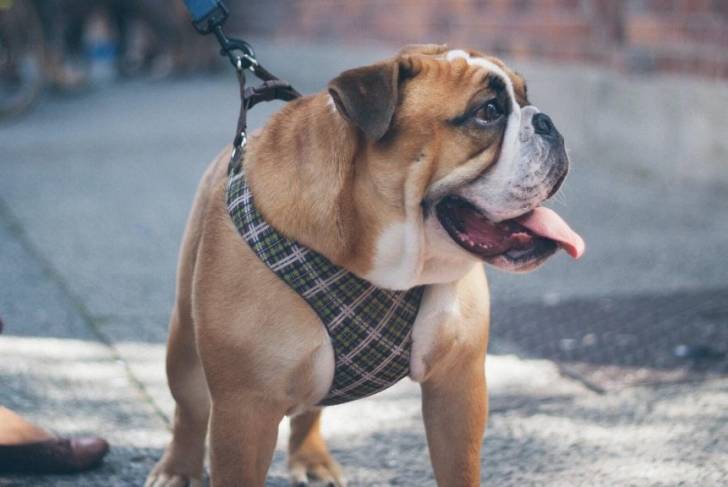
[328,61,399,141]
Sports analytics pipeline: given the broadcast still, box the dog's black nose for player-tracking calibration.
[533,113,557,137]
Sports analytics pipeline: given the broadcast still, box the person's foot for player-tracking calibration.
[0,406,109,474]
[0,436,110,474]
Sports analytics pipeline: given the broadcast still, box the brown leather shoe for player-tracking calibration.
[0,436,110,474]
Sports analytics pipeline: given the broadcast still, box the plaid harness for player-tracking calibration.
[226,168,424,405]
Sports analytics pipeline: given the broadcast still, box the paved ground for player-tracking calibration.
[0,42,727,486]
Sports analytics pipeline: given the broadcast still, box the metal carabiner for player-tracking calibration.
[234,52,259,74]
[212,26,258,71]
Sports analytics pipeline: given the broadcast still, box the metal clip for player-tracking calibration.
[212,26,258,71]
[234,54,258,74]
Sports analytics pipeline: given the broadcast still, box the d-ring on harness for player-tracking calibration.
[183,0,424,405]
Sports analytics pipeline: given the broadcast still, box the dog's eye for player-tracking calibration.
[473,100,503,125]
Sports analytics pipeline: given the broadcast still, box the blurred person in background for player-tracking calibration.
[110,0,221,78]
[37,0,218,89]
[33,0,88,90]
[1,0,219,118]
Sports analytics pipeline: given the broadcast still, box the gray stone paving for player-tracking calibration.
[0,41,726,486]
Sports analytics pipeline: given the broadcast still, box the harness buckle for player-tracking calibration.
[240,131,247,147]
[229,130,247,175]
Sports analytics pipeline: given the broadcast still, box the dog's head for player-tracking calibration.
[328,45,584,289]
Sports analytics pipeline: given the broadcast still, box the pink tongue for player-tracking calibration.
[516,207,585,259]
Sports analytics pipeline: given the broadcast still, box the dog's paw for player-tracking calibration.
[289,456,346,487]
[144,473,204,487]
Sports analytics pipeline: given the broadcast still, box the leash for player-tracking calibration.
[181,0,302,174]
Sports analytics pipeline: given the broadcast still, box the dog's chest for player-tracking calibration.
[226,170,425,405]
[409,281,463,382]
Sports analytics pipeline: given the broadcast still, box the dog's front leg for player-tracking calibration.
[421,357,487,487]
[208,392,285,486]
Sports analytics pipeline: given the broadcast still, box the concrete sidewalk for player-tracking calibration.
[1,42,726,486]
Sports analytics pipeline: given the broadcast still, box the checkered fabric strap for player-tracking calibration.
[226,169,424,405]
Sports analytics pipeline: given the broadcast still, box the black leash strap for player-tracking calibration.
[228,59,300,175]
[181,0,302,175]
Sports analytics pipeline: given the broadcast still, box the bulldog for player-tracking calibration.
[146,44,584,487]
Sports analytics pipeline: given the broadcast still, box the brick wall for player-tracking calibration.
[228,0,728,78]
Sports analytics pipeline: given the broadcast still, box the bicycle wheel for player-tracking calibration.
[0,0,45,119]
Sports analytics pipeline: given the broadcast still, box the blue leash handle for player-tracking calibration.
[182,0,228,34]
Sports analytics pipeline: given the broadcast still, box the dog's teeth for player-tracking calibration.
[508,248,530,258]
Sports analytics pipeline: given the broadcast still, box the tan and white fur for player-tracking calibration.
[146,44,570,487]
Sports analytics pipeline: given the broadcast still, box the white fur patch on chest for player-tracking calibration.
[365,150,479,290]
[409,281,460,382]
[364,218,424,290]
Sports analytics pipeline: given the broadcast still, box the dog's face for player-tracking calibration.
[328,45,583,289]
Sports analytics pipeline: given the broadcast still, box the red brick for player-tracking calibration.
[627,14,728,48]
[641,0,678,14]
[226,0,728,79]
[674,0,713,14]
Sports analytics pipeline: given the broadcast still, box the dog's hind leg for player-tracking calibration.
[288,409,346,487]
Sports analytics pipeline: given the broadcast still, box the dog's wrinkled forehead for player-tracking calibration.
[397,45,528,104]
[327,45,529,144]
[442,49,528,108]
[387,48,532,140]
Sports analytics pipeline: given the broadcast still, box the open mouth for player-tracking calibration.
[435,196,585,268]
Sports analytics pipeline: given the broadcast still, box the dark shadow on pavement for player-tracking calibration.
[491,287,728,390]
